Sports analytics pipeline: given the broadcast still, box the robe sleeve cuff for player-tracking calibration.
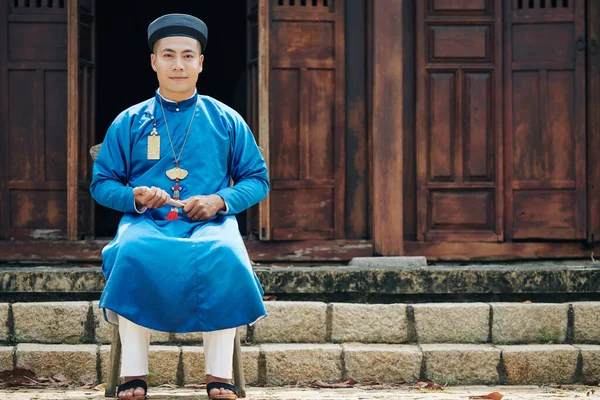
[217,196,229,215]
[133,198,147,214]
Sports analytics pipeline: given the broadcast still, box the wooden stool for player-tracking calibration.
[90,144,246,398]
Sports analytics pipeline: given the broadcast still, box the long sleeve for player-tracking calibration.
[90,112,138,214]
[216,111,269,215]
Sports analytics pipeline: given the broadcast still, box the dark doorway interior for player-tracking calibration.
[94,0,247,237]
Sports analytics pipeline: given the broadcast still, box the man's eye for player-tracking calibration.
[163,54,172,58]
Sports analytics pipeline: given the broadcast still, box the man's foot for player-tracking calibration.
[206,375,237,398]
[117,376,148,398]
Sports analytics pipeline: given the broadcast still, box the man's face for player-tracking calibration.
[150,36,204,101]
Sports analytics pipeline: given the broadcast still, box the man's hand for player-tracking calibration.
[182,194,225,221]
[133,186,171,209]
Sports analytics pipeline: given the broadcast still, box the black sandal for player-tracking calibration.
[117,378,148,398]
[206,381,239,399]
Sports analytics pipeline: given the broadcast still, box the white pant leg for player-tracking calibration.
[118,315,151,377]
[203,328,236,379]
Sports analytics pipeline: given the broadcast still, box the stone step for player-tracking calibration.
[1,301,599,346]
[0,343,598,386]
[1,264,599,301]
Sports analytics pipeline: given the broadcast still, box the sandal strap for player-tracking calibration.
[117,378,148,394]
[206,381,239,396]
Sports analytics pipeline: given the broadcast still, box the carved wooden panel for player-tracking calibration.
[268,0,345,240]
[417,0,502,242]
[505,0,586,240]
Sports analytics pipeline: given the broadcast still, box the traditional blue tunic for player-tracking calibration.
[90,90,268,333]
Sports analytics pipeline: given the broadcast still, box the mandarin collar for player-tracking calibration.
[155,89,197,112]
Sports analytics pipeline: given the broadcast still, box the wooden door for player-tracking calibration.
[266,0,346,240]
[504,0,586,240]
[0,0,69,240]
[416,0,504,242]
[67,0,95,240]
[246,0,271,240]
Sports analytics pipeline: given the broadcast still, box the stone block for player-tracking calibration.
[262,344,342,385]
[16,344,97,384]
[575,345,600,383]
[491,303,568,344]
[182,346,205,384]
[13,302,90,344]
[92,302,170,344]
[172,325,247,344]
[349,257,427,267]
[0,304,9,342]
[342,344,421,382]
[148,346,181,386]
[331,303,407,343]
[241,346,260,385]
[422,344,501,385]
[0,347,14,371]
[572,302,600,343]
[413,303,489,344]
[254,302,326,343]
[498,344,578,384]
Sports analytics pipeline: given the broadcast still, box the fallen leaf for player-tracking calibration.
[522,300,533,304]
[93,383,106,391]
[413,379,444,391]
[469,392,504,399]
[0,369,41,387]
[310,378,358,388]
[51,373,71,385]
[262,295,278,301]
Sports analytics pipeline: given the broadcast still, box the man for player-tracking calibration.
[90,13,268,399]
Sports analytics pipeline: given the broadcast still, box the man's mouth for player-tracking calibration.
[170,77,187,80]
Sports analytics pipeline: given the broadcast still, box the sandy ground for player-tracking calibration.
[0,385,598,399]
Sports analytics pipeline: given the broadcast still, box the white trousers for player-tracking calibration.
[118,315,236,379]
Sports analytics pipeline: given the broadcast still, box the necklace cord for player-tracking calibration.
[158,96,196,165]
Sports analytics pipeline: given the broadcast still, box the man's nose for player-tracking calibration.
[173,57,184,70]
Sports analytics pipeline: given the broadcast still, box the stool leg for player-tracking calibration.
[105,324,121,397]
[232,327,246,398]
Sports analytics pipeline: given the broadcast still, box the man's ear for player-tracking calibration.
[198,54,204,74]
[150,53,157,72]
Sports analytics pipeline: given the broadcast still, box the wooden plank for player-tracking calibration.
[0,0,9,239]
[415,0,427,241]
[333,0,346,239]
[588,0,600,242]
[344,0,368,239]
[66,0,79,240]
[0,239,374,262]
[402,0,417,241]
[573,0,586,239]
[372,0,404,255]
[503,0,514,241]
[258,0,271,240]
[404,240,600,261]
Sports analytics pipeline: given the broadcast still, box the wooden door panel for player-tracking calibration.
[271,69,300,180]
[464,71,494,182]
[268,0,345,240]
[1,1,69,240]
[505,0,586,240]
[428,71,456,181]
[417,0,503,242]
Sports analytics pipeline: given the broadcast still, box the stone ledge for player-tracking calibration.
[2,265,599,295]
[8,343,593,386]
